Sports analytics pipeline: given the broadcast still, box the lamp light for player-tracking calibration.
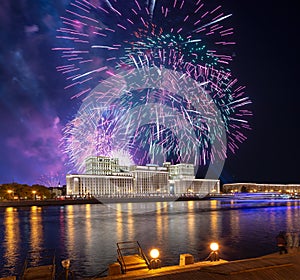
[206,242,220,262]
[150,248,159,259]
[210,242,219,252]
[149,248,161,269]
[61,259,71,269]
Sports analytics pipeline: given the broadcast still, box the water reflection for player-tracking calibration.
[209,200,219,242]
[116,204,123,241]
[2,200,300,278]
[126,203,134,240]
[156,203,163,241]
[59,206,65,247]
[229,204,240,239]
[187,201,196,245]
[85,204,92,247]
[30,206,43,256]
[155,202,169,248]
[66,205,75,258]
[4,207,20,270]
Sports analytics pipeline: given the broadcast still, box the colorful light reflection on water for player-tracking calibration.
[1,200,300,278]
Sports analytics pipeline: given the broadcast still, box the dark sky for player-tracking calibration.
[0,0,298,186]
[221,1,298,184]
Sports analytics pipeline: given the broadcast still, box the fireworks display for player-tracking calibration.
[55,0,252,174]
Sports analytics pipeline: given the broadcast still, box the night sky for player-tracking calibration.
[0,0,298,186]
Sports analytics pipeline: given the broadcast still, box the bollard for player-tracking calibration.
[179,254,194,266]
[108,262,122,276]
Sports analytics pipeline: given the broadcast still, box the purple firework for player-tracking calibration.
[54,0,252,174]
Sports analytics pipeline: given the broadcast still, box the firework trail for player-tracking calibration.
[37,173,63,187]
[55,0,252,175]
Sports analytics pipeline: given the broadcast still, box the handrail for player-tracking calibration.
[137,241,150,268]
[117,247,127,274]
[20,258,28,280]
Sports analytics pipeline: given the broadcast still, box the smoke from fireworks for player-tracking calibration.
[55,0,252,174]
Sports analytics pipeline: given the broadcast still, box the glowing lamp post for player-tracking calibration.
[210,242,219,252]
[7,190,13,200]
[60,259,75,280]
[206,242,220,262]
[61,259,70,269]
[150,249,159,259]
[32,190,37,200]
[149,248,161,269]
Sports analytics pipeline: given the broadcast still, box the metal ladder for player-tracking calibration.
[116,241,150,274]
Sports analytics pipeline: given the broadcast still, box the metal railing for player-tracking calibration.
[116,241,150,273]
[20,249,56,280]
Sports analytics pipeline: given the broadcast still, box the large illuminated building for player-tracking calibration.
[66,156,220,197]
[85,156,121,175]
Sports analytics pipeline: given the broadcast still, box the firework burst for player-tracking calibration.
[55,0,252,175]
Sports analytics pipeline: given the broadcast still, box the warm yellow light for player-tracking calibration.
[61,259,70,269]
[32,190,36,194]
[210,242,219,251]
[150,248,159,259]
[7,190,13,194]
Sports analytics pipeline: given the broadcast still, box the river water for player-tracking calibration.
[1,200,300,278]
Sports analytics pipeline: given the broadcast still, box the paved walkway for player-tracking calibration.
[97,249,300,280]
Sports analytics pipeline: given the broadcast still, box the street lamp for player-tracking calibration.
[149,248,161,269]
[7,190,13,200]
[205,242,220,262]
[32,190,37,200]
[59,259,74,280]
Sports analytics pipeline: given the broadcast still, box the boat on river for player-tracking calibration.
[205,192,292,201]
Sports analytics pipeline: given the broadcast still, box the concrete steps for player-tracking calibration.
[119,255,149,272]
[22,264,55,280]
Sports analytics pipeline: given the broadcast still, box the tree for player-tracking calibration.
[241,186,248,193]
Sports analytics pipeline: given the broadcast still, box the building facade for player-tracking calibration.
[130,165,169,194]
[223,182,300,194]
[66,156,220,197]
[167,163,195,180]
[85,156,120,175]
[66,173,133,197]
[172,178,220,195]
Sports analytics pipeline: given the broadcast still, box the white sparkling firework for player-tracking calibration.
[55,0,252,175]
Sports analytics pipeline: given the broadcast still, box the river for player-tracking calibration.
[1,199,300,278]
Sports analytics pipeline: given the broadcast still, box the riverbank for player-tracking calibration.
[0,195,207,207]
[3,249,300,280]
[0,198,101,207]
[96,250,300,280]
[1,200,299,278]
[0,195,297,208]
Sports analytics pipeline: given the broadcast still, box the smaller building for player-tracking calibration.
[48,186,65,197]
[223,182,300,194]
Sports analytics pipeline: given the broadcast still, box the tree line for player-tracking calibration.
[0,183,52,200]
